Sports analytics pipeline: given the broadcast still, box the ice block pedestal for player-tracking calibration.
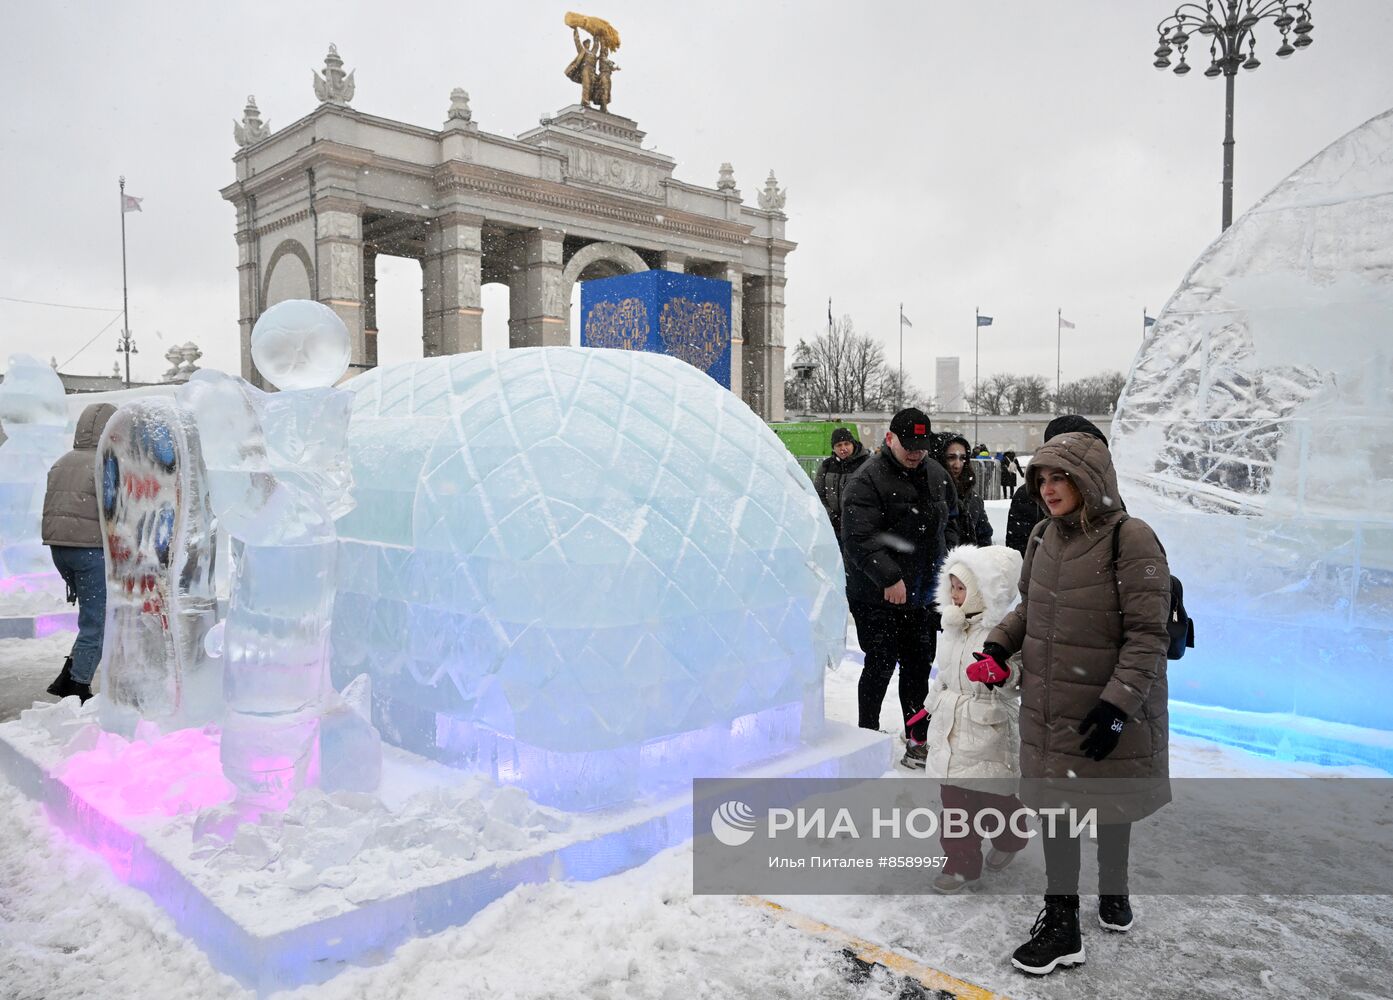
[0,701,889,996]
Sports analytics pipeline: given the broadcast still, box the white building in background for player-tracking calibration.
[935,357,963,412]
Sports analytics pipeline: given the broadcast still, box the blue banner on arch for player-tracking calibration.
[580,271,733,389]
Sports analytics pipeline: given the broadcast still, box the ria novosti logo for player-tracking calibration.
[710,801,757,846]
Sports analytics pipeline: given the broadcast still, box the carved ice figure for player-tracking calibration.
[1112,106,1393,732]
[185,300,362,806]
[96,397,219,735]
[0,354,70,578]
[334,347,844,810]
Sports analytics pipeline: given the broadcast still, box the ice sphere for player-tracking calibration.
[0,354,70,577]
[334,347,845,808]
[1112,106,1393,732]
[95,397,220,734]
[251,299,351,391]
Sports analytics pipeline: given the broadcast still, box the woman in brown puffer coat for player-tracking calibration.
[978,431,1172,976]
[41,402,116,701]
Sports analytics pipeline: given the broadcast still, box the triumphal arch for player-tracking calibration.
[222,37,793,419]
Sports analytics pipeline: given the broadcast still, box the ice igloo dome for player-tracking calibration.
[331,347,846,809]
[1111,107,1393,740]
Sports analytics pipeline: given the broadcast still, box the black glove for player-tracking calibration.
[1078,700,1128,761]
[978,642,1012,689]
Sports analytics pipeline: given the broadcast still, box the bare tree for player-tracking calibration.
[1009,375,1051,414]
[1053,371,1128,414]
[965,372,1017,415]
[784,316,919,414]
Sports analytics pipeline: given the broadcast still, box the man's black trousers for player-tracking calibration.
[848,600,938,730]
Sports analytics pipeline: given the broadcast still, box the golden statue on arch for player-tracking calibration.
[563,12,621,114]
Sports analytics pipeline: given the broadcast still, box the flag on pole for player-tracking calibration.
[1143,314,1157,327]
[827,297,833,328]
[976,315,993,327]
[1059,316,1076,330]
[902,313,913,328]
[122,194,143,213]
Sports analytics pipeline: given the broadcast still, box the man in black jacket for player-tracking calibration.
[814,427,869,540]
[840,408,960,749]
[1003,414,1109,553]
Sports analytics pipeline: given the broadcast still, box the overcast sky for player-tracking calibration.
[3,1,1390,396]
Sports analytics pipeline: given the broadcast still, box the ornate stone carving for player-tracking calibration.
[717,163,737,192]
[234,96,271,148]
[447,88,472,123]
[163,342,203,383]
[313,44,356,106]
[757,170,786,212]
[567,148,660,198]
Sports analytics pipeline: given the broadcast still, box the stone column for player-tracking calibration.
[421,253,442,357]
[719,263,743,401]
[235,219,260,387]
[507,228,566,347]
[363,249,378,368]
[314,194,366,372]
[430,212,484,354]
[742,275,786,421]
[658,250,687,273]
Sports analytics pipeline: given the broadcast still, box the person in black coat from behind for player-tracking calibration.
[1003,414,1109,553]
[814,427,869,540]
[840,408,960,736]
[938,433,993,547]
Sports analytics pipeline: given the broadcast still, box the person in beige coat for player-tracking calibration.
[978,431,1172,975]
[921,543,1027,893]
[41,402,116,701]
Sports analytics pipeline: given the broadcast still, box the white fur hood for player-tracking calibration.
[934,544,1022,627]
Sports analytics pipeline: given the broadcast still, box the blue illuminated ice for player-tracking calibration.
[0,354,70,578]
[334,347,845,808]
[1113,106,1393,738]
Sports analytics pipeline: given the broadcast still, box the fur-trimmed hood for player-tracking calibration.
[934,544,1022,628]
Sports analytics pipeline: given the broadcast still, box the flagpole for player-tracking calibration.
[974,307,980,446]
[119,176,131,388]
[1142,306,1147,342]
[897,303,904,411]
[1056,308,1062,415]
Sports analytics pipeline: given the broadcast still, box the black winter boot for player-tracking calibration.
[1098,894,1134,932]
[1011,895,1085,975]
[46,657,92,703]
[45,657,74,697]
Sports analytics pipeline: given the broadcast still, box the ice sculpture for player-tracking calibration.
[183,300,360,806]
[1113,106,1393,733]
[334,347,845,809]
[96,398,219,734]
[0,354,70,579]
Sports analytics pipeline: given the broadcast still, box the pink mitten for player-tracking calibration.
[966,652,1010,686]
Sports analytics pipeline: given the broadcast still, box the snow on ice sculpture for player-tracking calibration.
[0,354,70,579]
[96,397,219,734]
[1113,106,1393,735]
[183,300,367,807]
[334,347,846,810]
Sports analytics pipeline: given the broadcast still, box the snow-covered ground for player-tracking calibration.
[2,632,1390,999]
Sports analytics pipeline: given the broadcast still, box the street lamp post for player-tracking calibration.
[1153,1,1314,231]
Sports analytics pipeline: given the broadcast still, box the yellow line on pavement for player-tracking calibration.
[741,896,1011,1000]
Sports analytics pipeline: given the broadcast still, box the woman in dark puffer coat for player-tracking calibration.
[978,431,1171,976]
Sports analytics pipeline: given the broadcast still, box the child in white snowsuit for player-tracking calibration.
[923,544,1028,892]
